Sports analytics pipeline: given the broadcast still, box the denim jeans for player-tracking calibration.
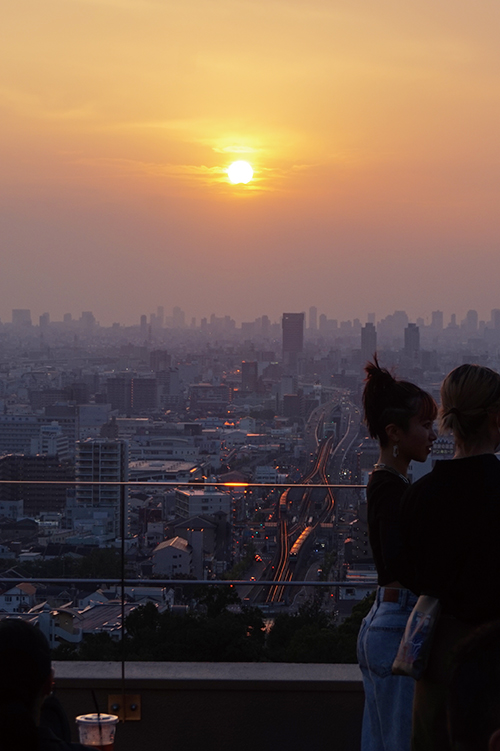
[357,587,418,751]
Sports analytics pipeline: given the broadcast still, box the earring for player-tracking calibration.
[393,444,399,458]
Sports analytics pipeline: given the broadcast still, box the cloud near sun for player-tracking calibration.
[69,155,267,190]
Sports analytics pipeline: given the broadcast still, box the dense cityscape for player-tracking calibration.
[4,0,500,747]
[0,303,491,659]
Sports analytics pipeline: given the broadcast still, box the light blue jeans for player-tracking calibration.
[357,587,418,751]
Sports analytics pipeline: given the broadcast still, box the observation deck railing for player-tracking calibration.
[0,478,368,751]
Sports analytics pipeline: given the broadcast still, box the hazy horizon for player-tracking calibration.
[2,1,500,327]
[4,303,499,329]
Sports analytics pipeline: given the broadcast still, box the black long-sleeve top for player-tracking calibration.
[367,469,409,586]
[398,454,500,625]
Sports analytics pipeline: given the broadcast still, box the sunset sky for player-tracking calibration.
[2,0,500,326]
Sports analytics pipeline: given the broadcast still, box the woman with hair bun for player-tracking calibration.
[399,363,500,751]
[357,357,437,751]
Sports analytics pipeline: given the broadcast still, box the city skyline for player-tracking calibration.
[4,304,500,330]
[2,2,500,325]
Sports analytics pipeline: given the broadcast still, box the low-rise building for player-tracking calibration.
[129,460,202,483]
[0,582,37,613]
[152,537,191,576]
[175,487,232,519]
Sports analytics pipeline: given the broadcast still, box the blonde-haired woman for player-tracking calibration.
[399,363,500,751]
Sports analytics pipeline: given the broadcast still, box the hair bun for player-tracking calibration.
[364,357,395,390]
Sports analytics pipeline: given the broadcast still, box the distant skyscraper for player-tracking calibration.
[12,309,32,327]
[80,311,96,331]
[39,312,50,328]
[309,306,318,331]
[282,313,304,368]
[173,306,185,328]
[157,306,164,327]
[261,314,270,337]
[361,323,377,366]
[464,309,478,333]
[431,311,443,330]
[491,309,500,329]
[404,323,420,360]
[140,315,148,339]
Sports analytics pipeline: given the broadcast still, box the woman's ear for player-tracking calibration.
[385,423,401,444]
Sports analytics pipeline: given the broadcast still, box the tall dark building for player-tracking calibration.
[361,322,377,367]
[309,306,318,331]
[0,454,74,516]
[431,310,443,330]
[106,377,132,413]
[150,349,171,372]
[282,313,304,368]
[404,323,420,360]
[241,361,258,392]
[261,315,270,338]
[140,315,148,340]
[492,309,500,330]
[131,378,157,412]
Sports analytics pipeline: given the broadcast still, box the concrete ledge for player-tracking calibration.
[53,662,363,751]
[54,660,363,689]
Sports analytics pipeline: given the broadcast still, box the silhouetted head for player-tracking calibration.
[440,364,500,449]
[0,618,52,751]
[363,356,437,447]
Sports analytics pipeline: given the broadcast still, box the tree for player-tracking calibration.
[196,585,240,618]
[76,548,122,579]
[77,633,121,661]
[19,547,122,580]
[265,595,375,663]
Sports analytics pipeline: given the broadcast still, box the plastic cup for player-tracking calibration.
[75,713,119,751]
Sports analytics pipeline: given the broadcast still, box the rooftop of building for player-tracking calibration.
[153,536,190,554]
[129,460,198,471]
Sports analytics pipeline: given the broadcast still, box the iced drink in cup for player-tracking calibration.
[75,713,119,751]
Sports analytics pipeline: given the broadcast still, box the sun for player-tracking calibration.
[227,160,253,184]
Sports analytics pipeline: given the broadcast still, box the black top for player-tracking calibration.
[38,694,93,751]
[367,469,409,586]
[399,454,500,624]
[40,695,72,743]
